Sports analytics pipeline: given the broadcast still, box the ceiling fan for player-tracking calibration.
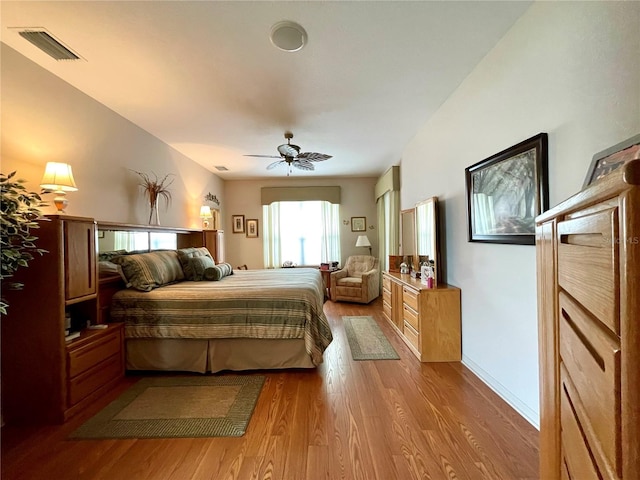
[245,132,332,175]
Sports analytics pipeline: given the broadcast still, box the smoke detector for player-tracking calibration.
[270,21,307,52]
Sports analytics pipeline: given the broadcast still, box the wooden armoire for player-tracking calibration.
[535,159,639,479]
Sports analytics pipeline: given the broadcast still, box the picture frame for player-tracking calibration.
[465,133,548,245]
[583,133,640,188]
[246,219,258,238]
[350,216,366,232]
[232,215,245,234]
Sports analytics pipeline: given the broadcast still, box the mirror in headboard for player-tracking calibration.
[415,196,440,285]
[400,208,416,262]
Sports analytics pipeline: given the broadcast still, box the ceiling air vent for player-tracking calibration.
[18,30,80,61]
[215,166,229,171]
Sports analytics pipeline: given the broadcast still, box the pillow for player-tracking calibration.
[98,249,128,262]
[204,262,234,281]
[188,255,215,281]
[176,247,214,280]
[112,250,185,291]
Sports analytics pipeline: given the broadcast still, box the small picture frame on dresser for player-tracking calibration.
[583,133,640,188]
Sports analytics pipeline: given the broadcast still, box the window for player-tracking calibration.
[263,201,341,268]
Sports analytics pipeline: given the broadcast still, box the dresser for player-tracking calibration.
[535,159,639,479]
[1,215,124,424]
[382,272,461,362]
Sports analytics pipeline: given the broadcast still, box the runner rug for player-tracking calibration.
[343,316,400,360]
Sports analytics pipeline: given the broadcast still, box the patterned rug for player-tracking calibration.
[343,316,400,360]
[70,375,265,439]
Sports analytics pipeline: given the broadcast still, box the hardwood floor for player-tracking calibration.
[1,298,538,480]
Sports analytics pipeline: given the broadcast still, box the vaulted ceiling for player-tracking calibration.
[1,1,532,179]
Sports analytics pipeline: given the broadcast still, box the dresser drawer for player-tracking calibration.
[383,300,392,323]
[68,329,121,378]
[68,353,122,406]
[382,275,391,292]
[560,369,602,480]
[559,291,621,475]
[402,286,419,311]
[403,321,419,351]
[557,208,619,334]
[383,288,391,306]
[403,303,419,332]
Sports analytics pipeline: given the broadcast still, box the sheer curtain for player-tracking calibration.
[377,190,399,271]
[262,201,340,269]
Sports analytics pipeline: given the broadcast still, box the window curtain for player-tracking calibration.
[262,203,282,269]
[320,201,341,265]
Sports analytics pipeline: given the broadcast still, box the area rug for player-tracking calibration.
[343,316,400,360]
[70,375,265,439]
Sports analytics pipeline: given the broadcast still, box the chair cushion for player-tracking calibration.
[346,256,376,277]
[112,250,185,291]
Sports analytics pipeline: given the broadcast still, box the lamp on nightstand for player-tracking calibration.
[200,205,213,229]
[40,162,78,213]
[355,235,372,255]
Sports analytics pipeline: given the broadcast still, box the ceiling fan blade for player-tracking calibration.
[297,152,332,162]
[293,160,315,171]
[244,154,281,158]
[267,160,285,170]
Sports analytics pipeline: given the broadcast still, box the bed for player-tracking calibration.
[109,265,333,373]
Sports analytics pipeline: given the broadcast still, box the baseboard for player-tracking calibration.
[462,355,540,430]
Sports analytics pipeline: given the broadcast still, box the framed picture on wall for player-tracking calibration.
[232,215,245,233]
[246,219,258,238]
[465,133,548,245]
[351,217,366,232]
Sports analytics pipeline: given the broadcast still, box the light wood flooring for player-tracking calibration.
[1,298,539,480]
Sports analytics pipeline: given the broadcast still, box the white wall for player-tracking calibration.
[223,177,378,269]
[1,44,224,228]
[401,1,640,426]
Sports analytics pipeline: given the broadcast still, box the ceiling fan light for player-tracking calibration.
[270,21,307,52]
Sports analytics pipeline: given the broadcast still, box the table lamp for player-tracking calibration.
[200,205,213,229]
[40,162,78,213]
[355,235,372,255]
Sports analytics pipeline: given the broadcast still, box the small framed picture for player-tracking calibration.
[246,219,259,238]
[583,134,640,188]
[232,215,245,234]
[351,217,366,232]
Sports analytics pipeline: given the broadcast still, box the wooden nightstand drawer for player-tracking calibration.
[68,327,121,378]
[68,353,122,406]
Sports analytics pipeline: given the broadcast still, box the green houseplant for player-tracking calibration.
[0,171,47,315]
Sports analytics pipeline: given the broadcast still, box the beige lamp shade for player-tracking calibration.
[40,162,78,213]
[40,162,78,192]
[356,235,372,255]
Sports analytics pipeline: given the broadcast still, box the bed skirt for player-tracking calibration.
[126,337,315,373]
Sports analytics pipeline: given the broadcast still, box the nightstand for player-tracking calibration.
[65,322,124,421]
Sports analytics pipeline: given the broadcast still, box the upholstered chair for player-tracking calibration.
[330,255,380,304]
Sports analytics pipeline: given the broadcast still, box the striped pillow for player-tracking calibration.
[204,262,234,281]
[177,247,214,280]
[189,255,215,281]
[112,250,185,291]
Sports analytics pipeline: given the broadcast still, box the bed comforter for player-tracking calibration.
[110,268,333,365]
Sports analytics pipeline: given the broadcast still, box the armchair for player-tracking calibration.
[330,255,380,304]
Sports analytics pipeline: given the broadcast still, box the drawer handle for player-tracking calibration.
[559,233,606,248]
[562,308,605,371]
